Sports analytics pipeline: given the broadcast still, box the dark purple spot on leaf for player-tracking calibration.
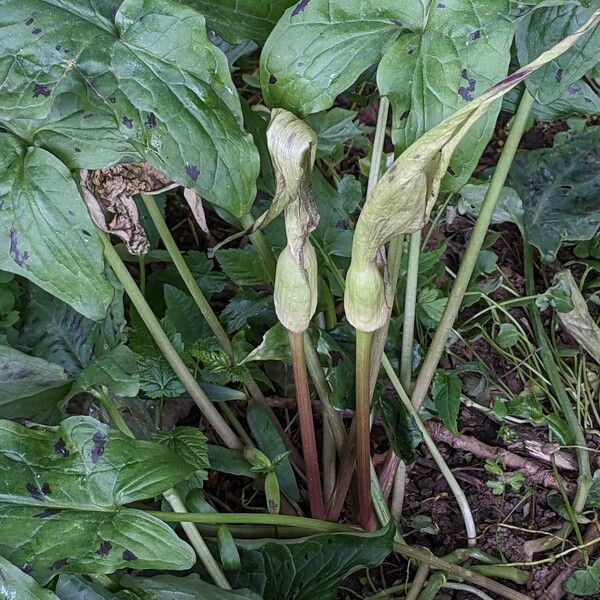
[437,2,446,7]
[41,483,51,495]
[25,18,34,25]
[185,163,199,182]
[335,219,347,230]
[400,110,410,120]
[68,209,75,217]
[458,68,476,101]
[108,96,116,104]
[555,68,563,83]
[97,541,112,556]
[32,27,41,34]
[81,229,92,237]
[391,19,402,27]
[22,564,33,575]
[33,84,51,98]
[568,83,578,95]
[292,0,309,16]
[297,62,304,67]
[470,29,480,40]
[9,229,29,268]
[91,431,106,463]
[268,74,277,84]
[34,508,60,518]
[83,112,93,119]
[26,483,45,501]
[0,127,7,133]
[122,116,133,129]
[54,438,69,457]
[55,44,61,51]
[122,549,137,561]
[145,112,156,128]
[50,559,67,570]
[408,48,414,54]
[74,147,81,153]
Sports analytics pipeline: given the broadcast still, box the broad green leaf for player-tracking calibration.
[344,11,600,331]
[0,345,71,422]
[516,2,600,105]
[216,247,271,286]
[457,182,524,229]
[417,288,448,328]
[0,133,113,320]
[55,574,126,599]
[235,524,395,600]
[378,0,517,189]
[120,574,261,599]
[431,370,462,435]
[247,399,300,502]
[508,126,600,261]
[75,344,140,397]
[260,0,408,115]
[181,0,296,44]
[0,0,260,218]
[207,445,256,478]
[0,416,195,583]
[377,393,417,463]
[242,323,291,363]
[20,284,126,377]
[155,426,209,474]
[0,555,59,600]
[565,558,600,596]
[112,0,259,216]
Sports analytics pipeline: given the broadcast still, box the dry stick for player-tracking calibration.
[427,421,575,493]
[409,90,535,413]
[94,389,231,589]
[405,560,431,600]
[140,194,303,465]
[290,331,326,519]
[101,232,242,450]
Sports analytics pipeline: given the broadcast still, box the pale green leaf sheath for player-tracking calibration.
[345,9,600,332]
[266,109,319,333]
[0,417,196,583]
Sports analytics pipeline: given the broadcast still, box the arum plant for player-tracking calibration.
[345,11,600,530]
[265,108,325,518]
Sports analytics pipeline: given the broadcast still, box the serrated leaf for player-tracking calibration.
[0,345,71,422]
[120,574,261,599]
[431,370,462,435]
[221,291,274,334]
[0,133,113,319]
[164,285,213,348]
[155,426,209,474]
[216,247,270,286]
[235,524,395,600]
[260,0,406,116]
[181,0,296,45]
[378,0,518,189]
[508,126,600,262]
[0,416,195,583]
[0,556,60,600]
[516,2,600,106]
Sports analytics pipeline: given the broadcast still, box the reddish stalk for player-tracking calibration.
[289,331,325,519]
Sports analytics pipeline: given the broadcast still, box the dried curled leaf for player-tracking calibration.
[80,163,177,255]
[553,270,600,365]
[266,109,320,332]
[183,188,209,234]
[345,10,600,332]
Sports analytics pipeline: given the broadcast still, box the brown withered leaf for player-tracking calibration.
[183,188,209,234]
[80,163,177,255]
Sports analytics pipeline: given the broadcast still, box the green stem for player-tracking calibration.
[355,329,375,530]
[381,355,477,546]
[405,561,430,600]
[400,230,421,388]
[139,255,146,297]
[367,97,390,198]
[241,213,277,283]
[410,90,535,411]
[100,232,242,450]
[523,239,592,548]
[94,389,230,589]
[290,331,325,519]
